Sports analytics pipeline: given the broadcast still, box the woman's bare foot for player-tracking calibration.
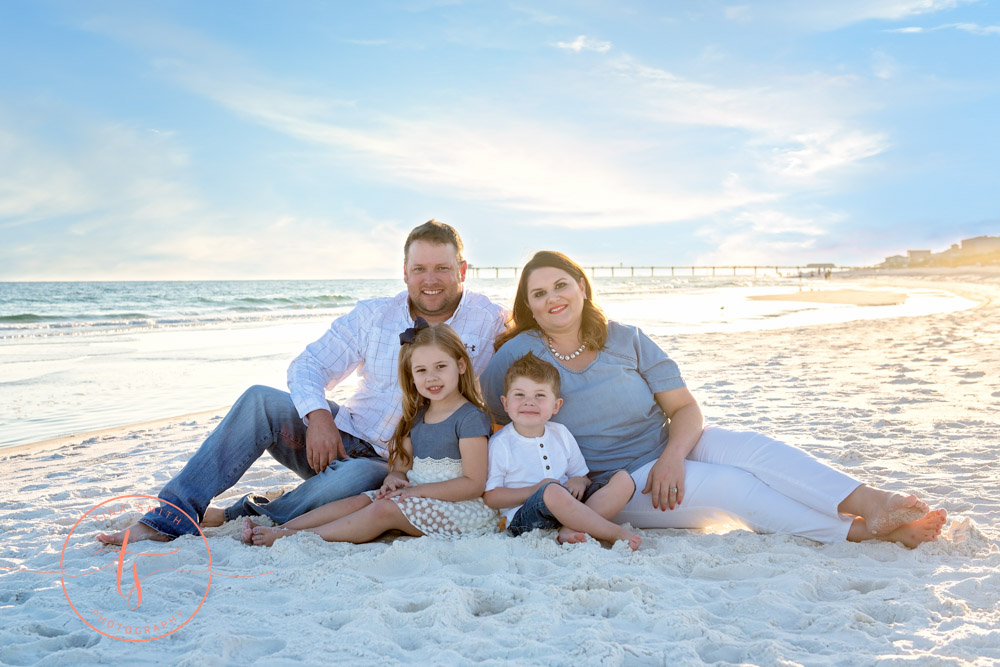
[881,509,947,548]
[556,526,588,545]
[841,486,930,535]
[201,507,225,528]
[250,525,296,547]
[96,522,170,545]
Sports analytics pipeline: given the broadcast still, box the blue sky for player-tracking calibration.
[1,1,998,280]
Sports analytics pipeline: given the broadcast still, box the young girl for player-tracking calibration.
[243,319,499,546]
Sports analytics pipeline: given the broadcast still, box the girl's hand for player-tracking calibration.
[387,484,425,500]
[642,453,685,510]
[564,476,589,500]
[377,474,411,499]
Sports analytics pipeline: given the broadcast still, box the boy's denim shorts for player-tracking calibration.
[507,481,565,536]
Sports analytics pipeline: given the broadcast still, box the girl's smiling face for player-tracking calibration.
[525,267,587,335]
[409,343,465,402]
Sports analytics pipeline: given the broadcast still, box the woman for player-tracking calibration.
[481,251,947,546]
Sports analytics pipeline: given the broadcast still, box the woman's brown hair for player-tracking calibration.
[494,250,608,351]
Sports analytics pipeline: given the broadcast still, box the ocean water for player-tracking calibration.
[0,276,976,449]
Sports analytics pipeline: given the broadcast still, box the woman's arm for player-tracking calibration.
[391,436,489,502]
[641,387,704,511]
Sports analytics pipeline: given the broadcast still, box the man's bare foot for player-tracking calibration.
[250,525,296,547]
[556,526,587,545]
[881,509,947,548]
[201,507,225,528]
[96,522,170,546]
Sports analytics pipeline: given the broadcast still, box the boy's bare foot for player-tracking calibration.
[881,509,947,548]
[250,525,296,547]
[96,522,170,546]
[201,507,225,527]
[556,526,588,545]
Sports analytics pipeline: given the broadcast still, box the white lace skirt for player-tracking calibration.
[364,456,500,537]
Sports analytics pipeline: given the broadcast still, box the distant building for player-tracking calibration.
[805,263,835,269]
[907,250,932,265]
[881,255,907,268]
[962,236,1000,255]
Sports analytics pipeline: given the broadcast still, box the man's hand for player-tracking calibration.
[642,451,686,510]
[564,476,590,500]
[305,409,347,474]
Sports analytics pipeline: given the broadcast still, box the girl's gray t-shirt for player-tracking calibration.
[410,401,492,460]
[481,321,686,482]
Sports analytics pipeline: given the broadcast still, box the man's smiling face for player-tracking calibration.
[403,240,466,321]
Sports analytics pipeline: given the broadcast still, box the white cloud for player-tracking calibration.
[771,0,977,30]
[891,21,1000,35]
[724,6,752,21]
[555,35,612,53]
[871,50,899,79]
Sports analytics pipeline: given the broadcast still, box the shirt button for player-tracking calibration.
[543,455,548,460]
[545,466,550,470]
[539,443,544,448]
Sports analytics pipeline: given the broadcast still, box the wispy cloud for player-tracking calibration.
[769,0,978,30]
[555,35,612,53]
[888,22,1000,35]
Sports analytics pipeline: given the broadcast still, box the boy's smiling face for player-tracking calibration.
[501,376,563,437]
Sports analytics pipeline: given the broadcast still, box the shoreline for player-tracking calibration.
[2,268,991,456]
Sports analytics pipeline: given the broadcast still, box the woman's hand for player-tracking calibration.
[642,452,685,510]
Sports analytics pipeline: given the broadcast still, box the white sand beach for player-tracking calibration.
[1,268,998,666]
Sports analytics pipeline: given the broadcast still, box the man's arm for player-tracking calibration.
[287,304,368,469]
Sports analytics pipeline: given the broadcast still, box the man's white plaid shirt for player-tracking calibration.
[287,289,507,458]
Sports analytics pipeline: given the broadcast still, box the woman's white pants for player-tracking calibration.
[613,426,860,543]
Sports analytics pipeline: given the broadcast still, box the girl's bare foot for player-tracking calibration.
[623,533,642,551]
[881,509,947,548]
[556,526,588,544]
[250,525,296,547]
[201,507,225,527]
[96,522,170,545]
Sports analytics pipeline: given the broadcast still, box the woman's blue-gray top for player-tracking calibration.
[410,401,492,459]
[481,321,686,482]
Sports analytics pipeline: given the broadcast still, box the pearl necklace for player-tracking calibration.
[547,336,586,361]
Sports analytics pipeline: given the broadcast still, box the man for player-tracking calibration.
[98,220,507,544]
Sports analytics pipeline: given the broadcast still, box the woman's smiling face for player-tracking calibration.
[525,266,587,335]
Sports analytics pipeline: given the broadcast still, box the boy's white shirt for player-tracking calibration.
[486,421,589,523]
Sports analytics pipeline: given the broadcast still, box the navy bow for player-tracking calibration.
[399,317,430,345]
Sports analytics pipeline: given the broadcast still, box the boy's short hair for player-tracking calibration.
[503,351,561,397]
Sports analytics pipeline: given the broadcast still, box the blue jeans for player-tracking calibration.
[139,385,388,538]
[507,482,566,536]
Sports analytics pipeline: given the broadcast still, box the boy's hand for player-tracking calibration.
[565,476,589,500]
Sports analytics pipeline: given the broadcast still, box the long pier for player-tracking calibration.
[468,265,861,278]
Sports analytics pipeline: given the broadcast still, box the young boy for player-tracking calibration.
[484,352,642,551]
